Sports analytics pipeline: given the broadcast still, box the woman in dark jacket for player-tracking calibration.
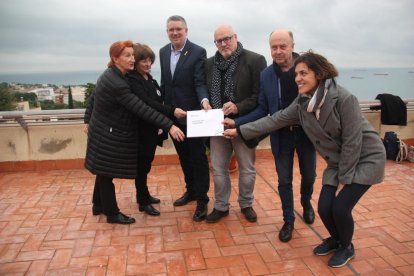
[128,43,186,216]
[223,51,385,268]
[85,40,184,224]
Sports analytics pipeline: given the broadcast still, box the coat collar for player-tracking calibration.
[299,80,339,127]
[317,81,339,127]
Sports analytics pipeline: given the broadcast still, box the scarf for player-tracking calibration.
[210,42,243,109]
[272,52,299,109]
[306,78,333,120]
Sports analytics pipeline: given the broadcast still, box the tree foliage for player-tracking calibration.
[68,86,74,109]
[0,85,15,111]
[84,83,95,107]
[13,92,39,107]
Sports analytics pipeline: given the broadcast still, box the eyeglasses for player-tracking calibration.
[214,35,234,46]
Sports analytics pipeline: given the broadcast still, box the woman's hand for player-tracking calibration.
[223,118,235,128]
[223,128,238,139]
[169,125,185,141]
[174,108,187,119]
[83,124,89,134]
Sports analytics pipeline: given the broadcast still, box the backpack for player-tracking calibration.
[383,131,399,161]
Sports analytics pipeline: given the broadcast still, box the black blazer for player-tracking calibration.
[159,40,209,124]
[205,49,267,116]
[128,72,174,156]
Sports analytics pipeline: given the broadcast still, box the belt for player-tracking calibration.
[288,125,301,131]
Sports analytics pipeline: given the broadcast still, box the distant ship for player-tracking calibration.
[351,76,364,79]
[373,73,389,76]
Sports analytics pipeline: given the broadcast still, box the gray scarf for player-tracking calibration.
[210,42,243,109]
[306,78,333,120]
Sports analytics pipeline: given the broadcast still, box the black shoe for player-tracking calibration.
[206,208,229,223]
[139,204,160,216]
[301,200,315,224]
[328,244,355,268]
[279,221,294,242]
[313,237,340,256]
[92,205,103,216]
[241,207,257,222]
[107,212,136,224]
[149,195,160,204]
[193,204,207,222]
[174,192,196,206]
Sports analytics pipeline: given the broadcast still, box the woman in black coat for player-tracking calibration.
[128,43,186,216]
[84,40,184,224]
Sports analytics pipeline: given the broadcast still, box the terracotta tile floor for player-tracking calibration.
[1,155,414,275]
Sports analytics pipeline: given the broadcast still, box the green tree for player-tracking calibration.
[13,92,38,107]
[0,85,14,111]
[68,86,74,109]
[84,83,95,107]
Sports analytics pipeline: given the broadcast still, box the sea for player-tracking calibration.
[1,67,413,101]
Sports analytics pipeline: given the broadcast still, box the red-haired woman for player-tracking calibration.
[84,40,184,224]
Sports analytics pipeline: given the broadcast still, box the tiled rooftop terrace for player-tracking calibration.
[1,152,414,275]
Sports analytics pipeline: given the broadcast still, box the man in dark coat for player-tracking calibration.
[159,15,211,222]
[205,25,267,224]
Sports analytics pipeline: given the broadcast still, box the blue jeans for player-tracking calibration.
[275,126,316,222]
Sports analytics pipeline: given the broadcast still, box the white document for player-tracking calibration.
[187,109,224,137]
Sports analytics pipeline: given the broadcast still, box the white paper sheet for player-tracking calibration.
[186,109,224,137]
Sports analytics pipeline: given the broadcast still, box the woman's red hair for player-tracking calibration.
[107,40,134,68]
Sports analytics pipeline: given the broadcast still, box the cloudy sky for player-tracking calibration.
[0,0,413,74]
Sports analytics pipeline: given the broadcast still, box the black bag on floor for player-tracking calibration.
[383,131,399,161]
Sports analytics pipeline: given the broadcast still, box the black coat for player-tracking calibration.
[128,72,174,157]
[85,66,174,179]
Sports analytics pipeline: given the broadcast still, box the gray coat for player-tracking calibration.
[239,81,385,187]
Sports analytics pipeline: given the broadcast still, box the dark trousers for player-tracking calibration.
[135,154,155,206]
[172,122,210,205]
[318,183,371,247]
[275,126,316,222]
[92,175,119,216]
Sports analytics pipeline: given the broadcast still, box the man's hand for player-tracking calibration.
[169,125,185,141]
[222,101,238,116]
[223,128,238,139]
[174,108,187,119]
[223,118,235,128]
[202,101,212,110]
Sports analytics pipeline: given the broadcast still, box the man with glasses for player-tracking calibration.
[159,15,211,222]
[205,25,266,223]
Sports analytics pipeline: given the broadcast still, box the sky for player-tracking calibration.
[0,0,413,74]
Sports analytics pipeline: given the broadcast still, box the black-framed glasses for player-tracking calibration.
[214,35,234,46]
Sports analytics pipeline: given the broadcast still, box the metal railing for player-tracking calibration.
[0,109,85,130]
[1,99,413,130]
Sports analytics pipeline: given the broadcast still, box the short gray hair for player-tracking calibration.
[166,15,187,28]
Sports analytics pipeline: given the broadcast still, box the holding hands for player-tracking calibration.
[223,128,238,139]
[222,118,237,139]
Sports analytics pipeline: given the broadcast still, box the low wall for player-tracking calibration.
[0,110,413,172]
